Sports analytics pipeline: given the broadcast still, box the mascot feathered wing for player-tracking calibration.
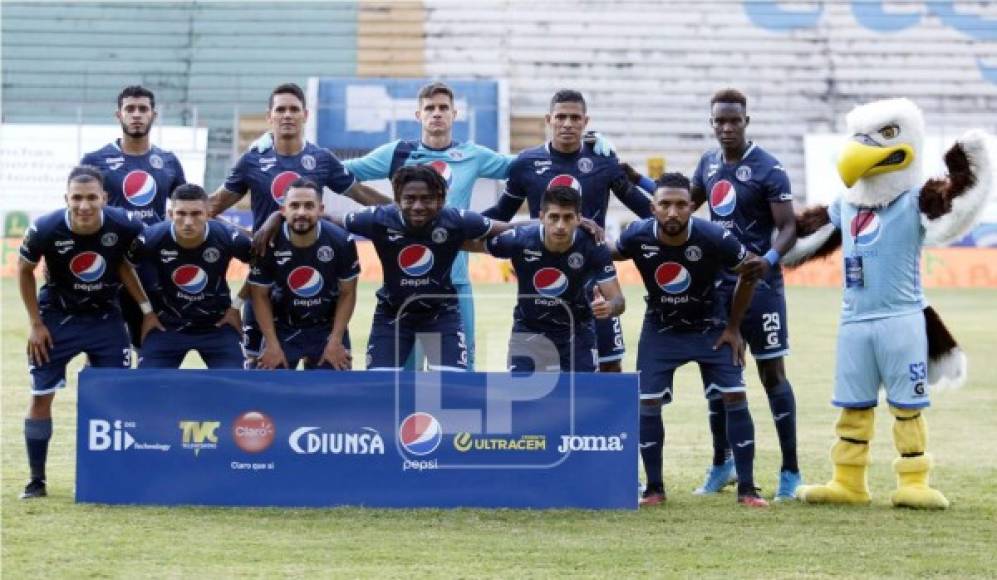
[784,98,992,509]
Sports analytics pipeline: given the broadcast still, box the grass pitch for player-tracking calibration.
[2,281,995,578]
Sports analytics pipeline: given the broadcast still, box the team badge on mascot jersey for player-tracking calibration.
[850,209,882,246]
[270,171,301,205]
[287,266,324,298]
[398,244,435,277]
[655,262,691,294]
[122,170,157,207]
[533,267,568,297]
[172,264,208,294]
[709,180,737,217]
[399,412,442,456]
[70,252,107,283]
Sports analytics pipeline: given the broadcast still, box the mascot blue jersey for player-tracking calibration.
[828,189,927,322]
[345,140,511,284]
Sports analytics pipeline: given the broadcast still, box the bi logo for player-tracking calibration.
[655,262,691,294]
[398,244,434,276]
[287,266,324,298]
[426,160,453,188]
[172,265,208,294]
[398,412,443,456]
[123,170,157,207]
[533,267,568,297]
[70,252,106,283]
[850,209,881,246]
[270,171,302,205]
[548,174,582,194]
[709,180,737,217]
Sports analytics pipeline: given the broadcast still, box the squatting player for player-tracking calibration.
[81,85,187,347]
[250,179,359,370]
[483,89,653,373]
[690,88,802,500]
[17,166,153,499]
[612,173,767,508]
[129,184,251,368]
[465,185,624,372]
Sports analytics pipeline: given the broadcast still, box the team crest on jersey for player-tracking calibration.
[101,232,118,247]
[301,154,316,171]
[577,158,594,173]
[426,160,453,187]
[317,245,334,262]
[123,170,157,207]
[655,262,691,294]
[288,266,324,298]
[736,165,752,182]
[567,252,584,269]
[398,244,434,276]
[431,227,448,244]
[533,267,569,297]
[70,252,106,282]
[172,264,208,294]
[271,171,302,205]
[684,246,702,262]
[850,209,882,246]
[709,180,737,217]
[202,247,220,263]
[548,174,582,194]
[149,154,164,169]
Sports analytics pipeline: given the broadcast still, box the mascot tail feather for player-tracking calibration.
[924,305,967,390]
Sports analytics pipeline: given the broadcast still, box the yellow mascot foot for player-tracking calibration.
[797,465,871,505]
[891,455,949,510]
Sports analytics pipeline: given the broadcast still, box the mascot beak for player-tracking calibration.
[837,135,915,187]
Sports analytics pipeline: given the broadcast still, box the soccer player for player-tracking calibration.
[465,185,624,372]
[612,172,767,508]
[339,165,511,370]
[81,85,187,346]
[483,89,654,373]
[17,165,154,499]
[249,179,359,370]
[207,82,388,364]
[690,88,802,500]
[129,184,251,368]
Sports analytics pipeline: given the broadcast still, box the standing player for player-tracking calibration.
[81,85,187,346]
[250,179,360,370]
[464,185,624,372]
[207,82,388,364]
[690,88,802,500]
[483,89,654,373]
[129,184,251,368]
[612,173,767,508]
[17,166,154,499]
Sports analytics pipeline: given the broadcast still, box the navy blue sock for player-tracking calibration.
[708,397,731,466]
[25,418,52,482]
[724,400,756,495]
[640,405,664,489]
[767,380,799,473]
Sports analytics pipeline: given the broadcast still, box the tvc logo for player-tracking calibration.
[88,419,136,451]
[179,421,220,456]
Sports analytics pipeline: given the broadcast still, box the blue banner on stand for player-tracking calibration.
[76,370,638,509]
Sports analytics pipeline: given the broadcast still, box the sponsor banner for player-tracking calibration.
[76,369,638,509]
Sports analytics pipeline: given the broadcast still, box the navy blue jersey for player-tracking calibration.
[487,224,616,331]
[130,220,251,331]
[248,221,360,330]
[223,141,357,232]
[483,143,652,226]
[81,141,187,224]
[616,217,748,331]
[344,205,491,312]
[20,207,144,315]
[692,143,791,265]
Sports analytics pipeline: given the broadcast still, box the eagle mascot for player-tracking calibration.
[784,98,991,509]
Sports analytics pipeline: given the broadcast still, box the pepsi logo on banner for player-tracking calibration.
[533,267,568,298]
[399,412,443,456]
[655,262,691,294]
[850,209,882,246]
[123,170,157,207]
[172,265,208,294]
[548,174,582,194]
[287,266,324,298]
[271,171,302,205]
[709,180,737,217]
[426,160,453,187]
[70,252,107,282]
[398,244,434,276]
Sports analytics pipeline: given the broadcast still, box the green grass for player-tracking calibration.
[2,281,995,578]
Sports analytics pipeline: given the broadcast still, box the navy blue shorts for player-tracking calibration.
[28,311,130,394]
[366,306,467,371]
[138,326,244,369]
[508,320,597,373]
[636,313,746,404]
[595,315,625,363]
[717,276,789,360]
[260,325,353,370]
